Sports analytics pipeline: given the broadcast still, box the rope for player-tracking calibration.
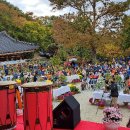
[24,90,31,130]
[34,92,42,130]
[49,87,53,129]
[46,87,53,130]
[5,89,12,125]
[13,88,16,125]
[0,118,3,126]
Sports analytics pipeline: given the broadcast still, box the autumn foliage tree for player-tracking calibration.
[121,16,130,50]
[53,18,81,47]
[50,0,130,62]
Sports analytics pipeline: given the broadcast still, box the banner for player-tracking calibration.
[0,59,27,66]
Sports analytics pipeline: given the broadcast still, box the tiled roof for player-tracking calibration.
[0,31,39,54]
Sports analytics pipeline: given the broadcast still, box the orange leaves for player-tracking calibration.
[0,2,27,28]
[52,18,81,48]
[97,43,123,58]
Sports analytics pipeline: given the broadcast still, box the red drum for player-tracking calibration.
[0,81,17,130]
[22,82,53,130]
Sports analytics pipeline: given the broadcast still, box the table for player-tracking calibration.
[66,75,80,83]
[92,90,110,102]
[92,90,130,103]
[53,85,70,98]
[118,92,130,103]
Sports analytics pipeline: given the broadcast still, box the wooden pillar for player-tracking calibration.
[11,56,13,61]
[20,54,23,60]
[6,56,9,61]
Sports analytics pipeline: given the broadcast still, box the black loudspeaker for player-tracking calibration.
[53,96,81,129]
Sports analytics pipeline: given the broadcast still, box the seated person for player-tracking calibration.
[81,79,87,90]
[125,76,130,94]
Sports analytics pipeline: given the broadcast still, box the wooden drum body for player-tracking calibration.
[0,81,16,130]
[22,82,53,130]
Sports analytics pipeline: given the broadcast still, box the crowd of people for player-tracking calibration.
[1,58,130,127]
[0,59,130,90]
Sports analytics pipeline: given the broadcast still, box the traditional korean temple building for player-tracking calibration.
[0,31,38,61]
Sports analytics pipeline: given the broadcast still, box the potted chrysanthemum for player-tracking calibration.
[102,107,122,130]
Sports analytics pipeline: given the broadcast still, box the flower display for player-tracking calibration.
[57,92,73,100]
[98,100,106,108]
[72,79,81,83]
[68,83,76,88]
[103,107,122,124]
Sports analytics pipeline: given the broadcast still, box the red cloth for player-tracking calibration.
[74,121,130,130]
[15,116,24,130]
[15,117,130,130]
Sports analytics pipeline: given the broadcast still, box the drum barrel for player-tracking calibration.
[0,82,16,130]
[22,83,53,130]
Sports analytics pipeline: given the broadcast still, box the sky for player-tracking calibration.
[6,0,71,16]
[6,0,129,16]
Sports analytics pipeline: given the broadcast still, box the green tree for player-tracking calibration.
[0,1,27,37]
[20,22,54,50]
[0,0,55,52]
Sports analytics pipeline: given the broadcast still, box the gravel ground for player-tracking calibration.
[53,83,130,127]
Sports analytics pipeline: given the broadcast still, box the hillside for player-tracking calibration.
[0,0,30,31]
[0,0,54,50]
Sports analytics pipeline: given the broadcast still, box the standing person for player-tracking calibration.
[110,78,119,108]
[33,73,37,82]
[81,78,87,90]
[82,68,86,79]
[127,68,130,77]
[5,67,9,76]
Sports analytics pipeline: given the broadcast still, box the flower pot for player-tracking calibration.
[128,103,130,109]
[98,100,105,108]
[57,95,64,100]
[71,92,76,95]
[103,121,120,130]
[89,98,94,104]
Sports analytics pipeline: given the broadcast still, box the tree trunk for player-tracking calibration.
[91,47,97,63]
[89,39,97,63]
